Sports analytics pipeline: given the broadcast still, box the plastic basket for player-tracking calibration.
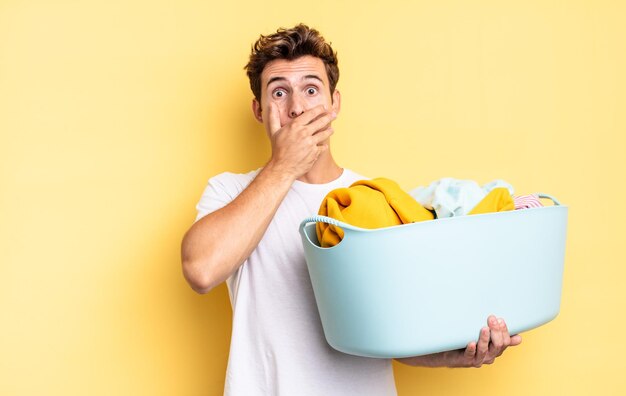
[298,194,568,358]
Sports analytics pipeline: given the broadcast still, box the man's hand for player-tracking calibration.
[266,103,336,180]
[395,315,522,368]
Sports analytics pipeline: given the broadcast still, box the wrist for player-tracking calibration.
[264,158,298,184]
[262,159,298,185]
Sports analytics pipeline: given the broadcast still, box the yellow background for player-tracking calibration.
[2,0,625,394]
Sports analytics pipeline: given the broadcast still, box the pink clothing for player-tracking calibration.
[514,194,543,210]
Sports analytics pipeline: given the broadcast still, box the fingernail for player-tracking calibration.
[331,111,337,118]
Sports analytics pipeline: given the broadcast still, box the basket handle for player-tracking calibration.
[536,193,562,206]
[298,215,364,236]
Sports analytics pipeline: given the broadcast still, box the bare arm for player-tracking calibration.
[181,104,335,293]
[181,164,294,293]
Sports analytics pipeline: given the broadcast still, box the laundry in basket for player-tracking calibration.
[299,193,568,358]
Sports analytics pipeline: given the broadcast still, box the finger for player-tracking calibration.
[475,327,490,365]
[306,111,337,135]
[293,104,328,126]
[500,318,512,349]
[461,342,477,368]
[464,342,477,360]
[500,319,522,346]
[268,102,281,135]
[488,316,504,357]
[313,127,334,144]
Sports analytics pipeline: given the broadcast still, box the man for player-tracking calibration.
[181,24,521,395]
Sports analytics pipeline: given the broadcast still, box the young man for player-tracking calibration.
[181,24,521,395]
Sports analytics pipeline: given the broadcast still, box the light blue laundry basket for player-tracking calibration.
[299,194,568,358]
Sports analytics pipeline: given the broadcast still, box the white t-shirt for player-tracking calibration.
[195,168,397,396]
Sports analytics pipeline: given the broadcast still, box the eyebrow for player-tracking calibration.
[266,74,325,87]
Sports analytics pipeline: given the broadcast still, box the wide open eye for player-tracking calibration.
[306,87,318,95]
[273,89,287,98]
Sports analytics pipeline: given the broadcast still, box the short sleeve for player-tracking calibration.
[194,170,260,223]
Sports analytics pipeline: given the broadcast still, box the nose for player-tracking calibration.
[288,95,306,118]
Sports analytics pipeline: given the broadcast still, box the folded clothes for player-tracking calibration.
[317,178,515,248]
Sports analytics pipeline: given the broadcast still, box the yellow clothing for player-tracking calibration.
[468,187,515,215]
[317,178,516,248]
[317,178,434,247]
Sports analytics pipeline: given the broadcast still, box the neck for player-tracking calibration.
[297,149,342,184]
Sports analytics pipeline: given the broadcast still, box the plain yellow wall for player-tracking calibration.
[2,0,625,395]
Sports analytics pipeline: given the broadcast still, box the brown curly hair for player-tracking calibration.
[244,24,339,103]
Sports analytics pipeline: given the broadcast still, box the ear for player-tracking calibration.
[331,90,341,114]
[252,99,263,123]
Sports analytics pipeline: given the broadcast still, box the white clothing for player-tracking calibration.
[195,168,397,396]
[409,178,514,218]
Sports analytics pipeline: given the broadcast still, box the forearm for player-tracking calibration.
[395,352,454,368]
[181,162,294,293]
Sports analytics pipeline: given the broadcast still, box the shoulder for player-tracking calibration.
[206,168,261,197]
[194,168,260,222]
